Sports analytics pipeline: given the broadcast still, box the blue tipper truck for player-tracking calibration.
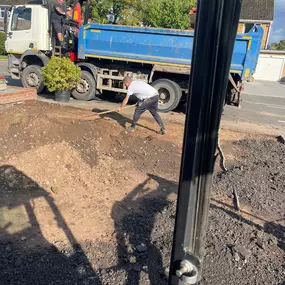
[78,24,263,111]
[5,1,263,112]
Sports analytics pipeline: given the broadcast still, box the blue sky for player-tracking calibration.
[269,0,285,43]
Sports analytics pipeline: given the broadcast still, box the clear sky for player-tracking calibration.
[269,0,285,44]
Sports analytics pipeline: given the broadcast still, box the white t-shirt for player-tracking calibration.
[127,80,158,100]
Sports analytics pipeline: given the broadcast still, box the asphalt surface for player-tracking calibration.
[1,59,285,135]
[223,81,285,133]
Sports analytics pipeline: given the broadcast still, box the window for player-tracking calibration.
[11,8,31,31]
[244,23,254,33]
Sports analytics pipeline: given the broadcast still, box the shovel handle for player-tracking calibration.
[96,104,136,115]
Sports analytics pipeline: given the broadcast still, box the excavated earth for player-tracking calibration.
[0,101,284,285]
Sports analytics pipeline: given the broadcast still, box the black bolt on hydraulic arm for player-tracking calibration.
[168,0,243,284]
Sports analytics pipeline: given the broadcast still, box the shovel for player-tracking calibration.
[81,104,137,121]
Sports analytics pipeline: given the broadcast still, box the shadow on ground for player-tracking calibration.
[0,165,101,285]
[91,106,159,133]
[0,164,178,285]
[211,199,285,251]
[111,174,177,285]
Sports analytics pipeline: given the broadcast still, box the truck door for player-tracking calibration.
[5,6,33,54]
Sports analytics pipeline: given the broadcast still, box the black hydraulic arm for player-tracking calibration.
[168,0,242,284]
[83,0,91,25]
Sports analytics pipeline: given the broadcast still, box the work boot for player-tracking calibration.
[126,126,135,133]
[159,128,167,135]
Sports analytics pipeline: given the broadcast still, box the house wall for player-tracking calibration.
[237,22,270,49]
[261,23,270,49]
[237,23,244,34]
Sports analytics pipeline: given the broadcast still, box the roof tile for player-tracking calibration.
[240,0,274,21]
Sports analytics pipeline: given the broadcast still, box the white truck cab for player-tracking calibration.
[5,4,51,54]
[5,3,52,92]
[5,1,78,93]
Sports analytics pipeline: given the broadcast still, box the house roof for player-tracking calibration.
[240,0,274,21]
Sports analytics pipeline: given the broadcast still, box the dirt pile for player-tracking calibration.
[106,139,285,285]
[0,101,284,284]
[214,139,285,218]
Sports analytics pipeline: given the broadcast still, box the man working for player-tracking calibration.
[117,77,166,135]
[50,0,72,45]
[189,4,197,29]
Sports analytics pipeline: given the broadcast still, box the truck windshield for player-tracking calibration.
[11,7,31,31]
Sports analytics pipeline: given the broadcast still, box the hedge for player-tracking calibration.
[0,32,7,55]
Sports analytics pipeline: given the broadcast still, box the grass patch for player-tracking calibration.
[0,55,7,59]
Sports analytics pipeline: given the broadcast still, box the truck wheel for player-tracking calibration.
[72,70,96,101]
[21,65,44,94]
[151,79,182,113]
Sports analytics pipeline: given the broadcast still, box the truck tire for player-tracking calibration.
[72,70,96,101]
[21,65,44,94]
[151,79,182,113]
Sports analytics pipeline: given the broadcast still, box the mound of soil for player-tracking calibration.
[0,101,284,284]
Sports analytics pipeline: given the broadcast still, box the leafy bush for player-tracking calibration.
[0,32,7,55]
[270,40,285,51]
[86,0,195,29]
[143,0,195,29]
[42,57,81,92]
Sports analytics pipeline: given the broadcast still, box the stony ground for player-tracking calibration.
[0,101,284,285]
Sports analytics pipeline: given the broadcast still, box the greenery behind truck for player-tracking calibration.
[4,1,263,112]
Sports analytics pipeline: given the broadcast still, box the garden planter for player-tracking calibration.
[0,82,7,92]
[42,57,81,102]
[0,76,7,92]
[55,90,70,102]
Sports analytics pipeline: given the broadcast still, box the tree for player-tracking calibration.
[117,0,144,26]
[0,33,6,56]
[143,0,196,29]
[280,40,285,47]
[88,0,140,24]
[270,40,285,51]
[87,0,196,29]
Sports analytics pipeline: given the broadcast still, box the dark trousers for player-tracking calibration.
[131,95,165,129]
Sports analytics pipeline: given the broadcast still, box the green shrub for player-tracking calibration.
[42,57,81,92]
[0,33,7,55]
